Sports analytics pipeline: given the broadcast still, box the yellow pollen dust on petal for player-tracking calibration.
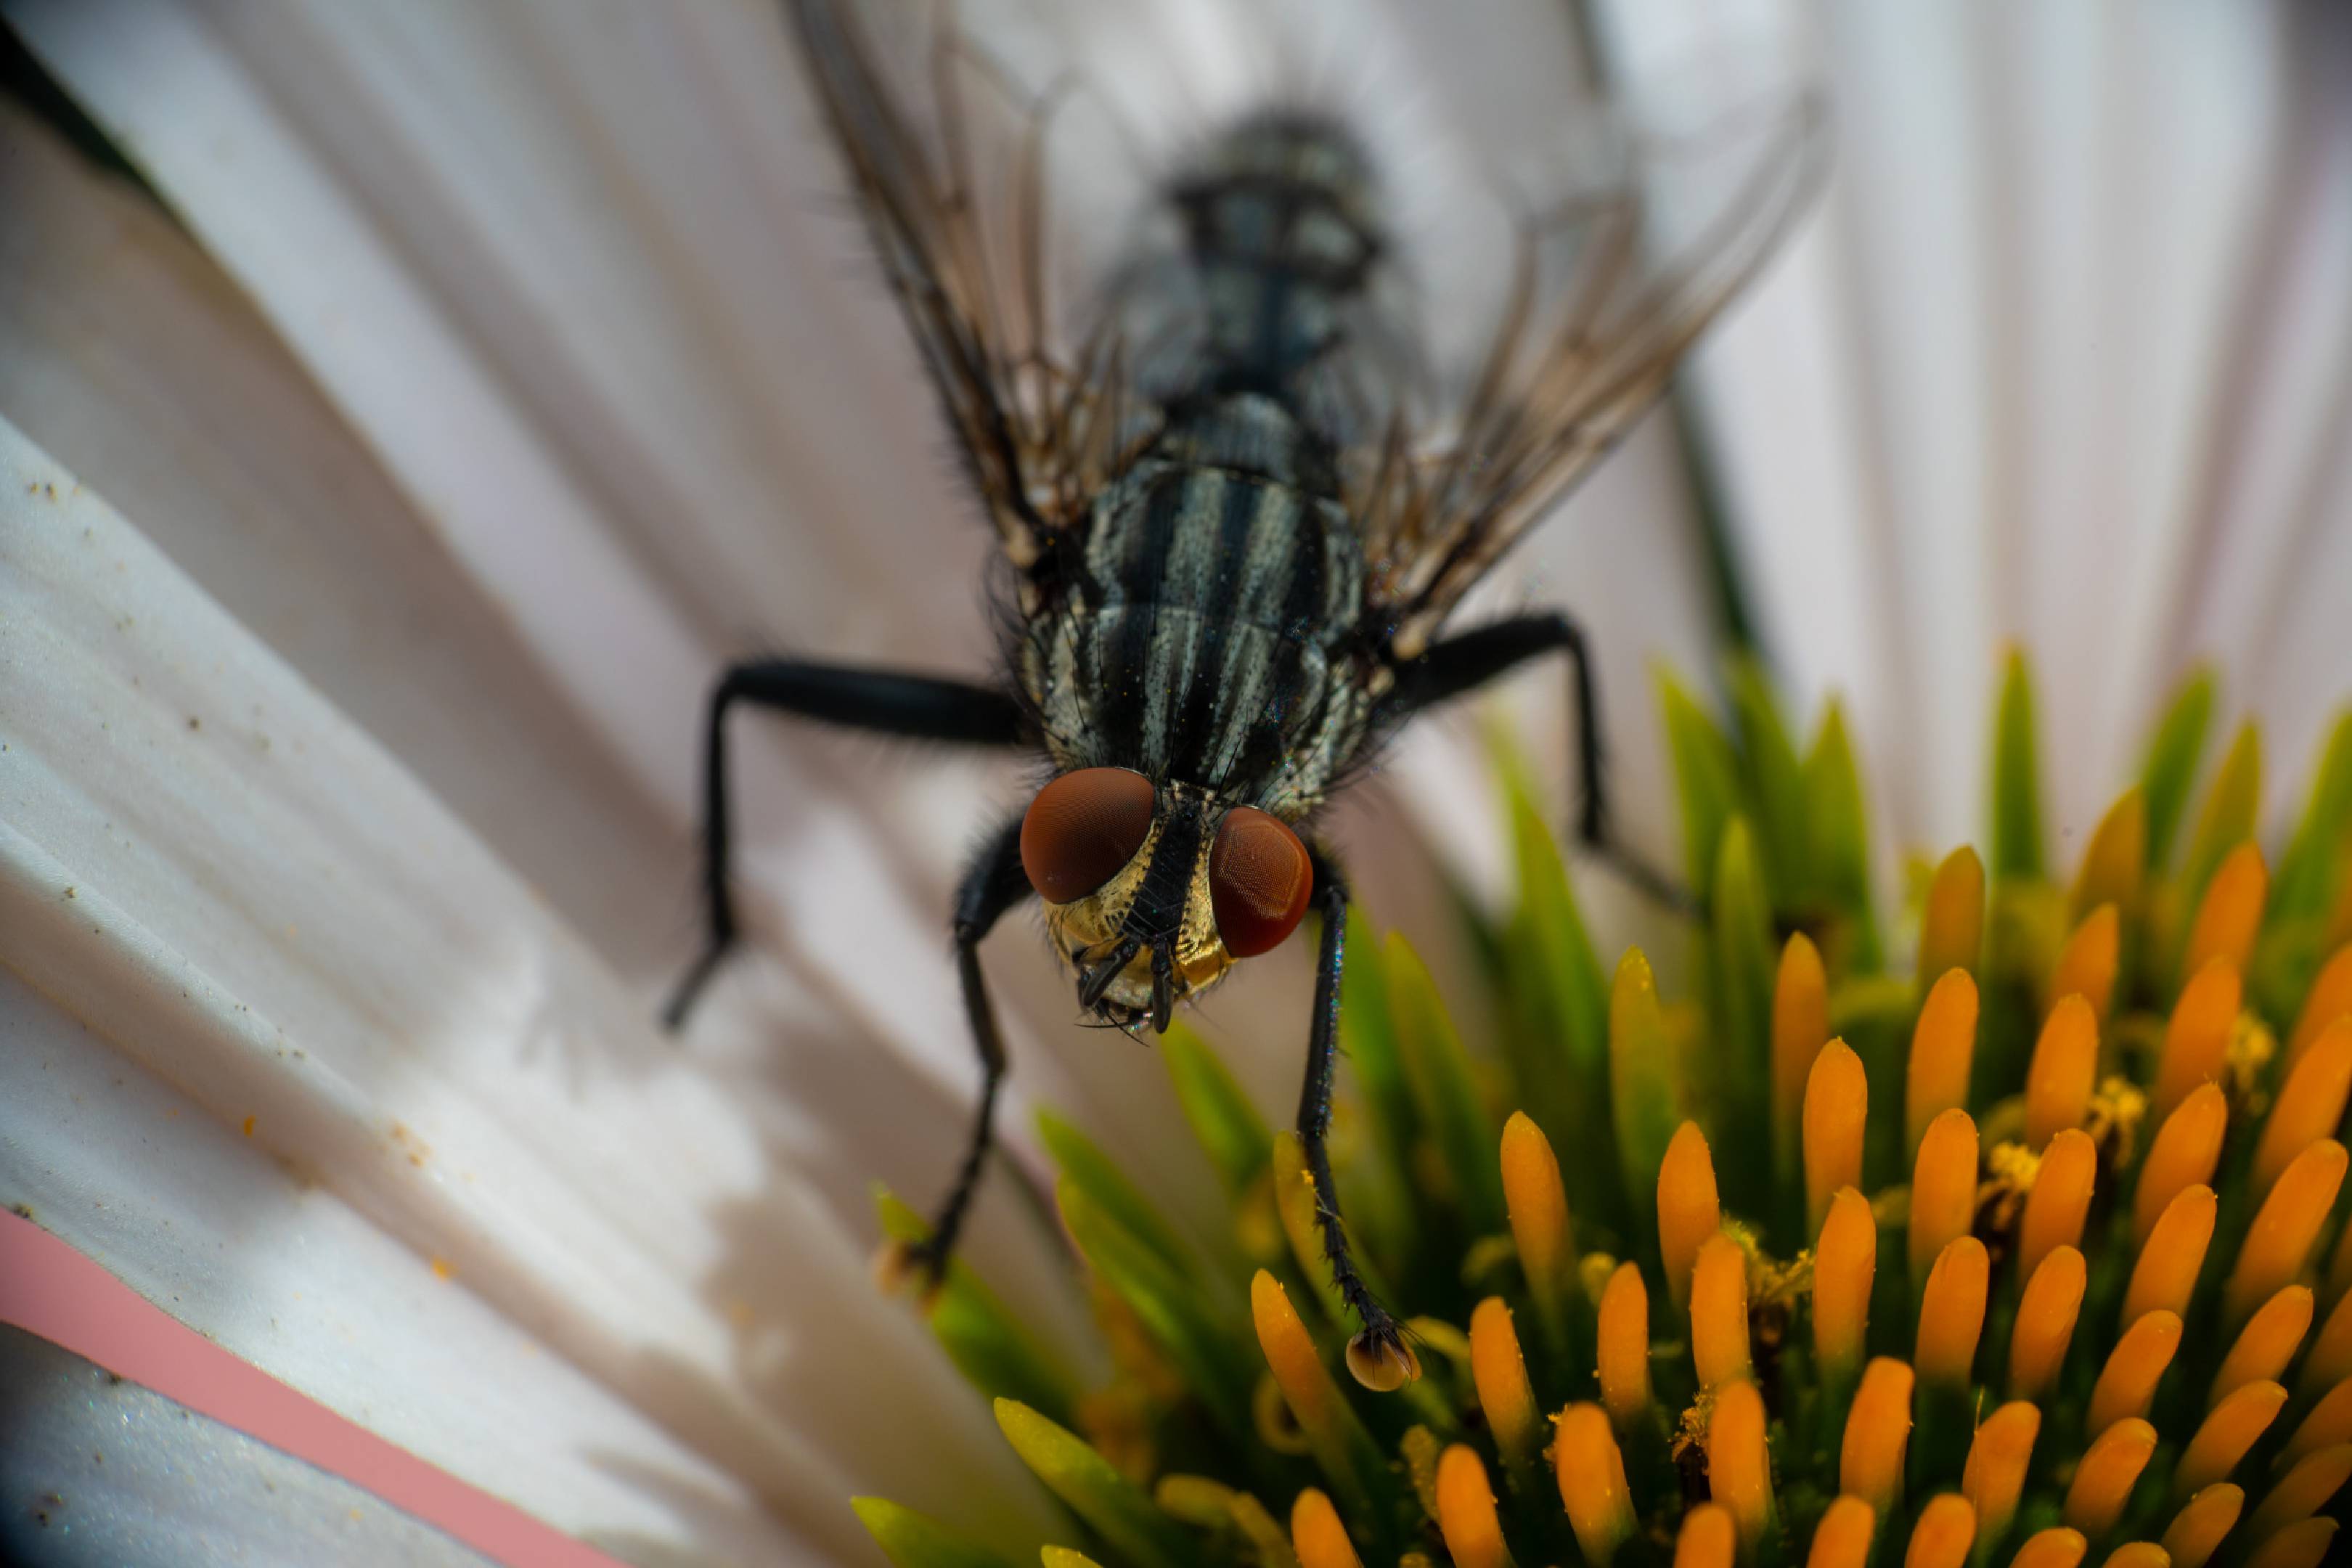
[2279,1377,2352,1468]
[1805,1497,1874,1568]
[2133,1083,2227,1246]
[2087,1311,2183,1434]
[1691,1233,1753,1391]
[2061,1417,2156,1536]
[1919,846,1985,986]
[2242,1518,2340,1568]
[2017,1128,2096,1283]
[1804,1040,1867,1237]
[1659,1121,1721,1313]
[2251,1020,2352,1198]
[1434,1444,1511,1568]
[2025,995,2099,1149]
[1468,1297,1539,1470]
[2009,1246,2086,1402]
[1673,1503,1736,1568]
[1500,1111,1574,1322]
[1906,970,1979,1161]
[2286,943,2352,1072]
[1959,1401,2039,1549]
[1773,932,1830,1190]
[2160,1483,2244,1568]
[2172,1380,2288,1500]
[1813,1188,1876,1381]
[2005,1527,2085,1568]
[2124,1185,2216,1323]
[1915,1237,1989,1393]
[1289,1487,1363,1568]
[1555,1402,1638,1567]
[1901,1493,1975,1568]
[2049,905,2120,1025]
[1708,1379,1777,1557]
[1596,1261,1654,1432]
[2070,788,2144,922]
[2209,1286,2314,1408]
[2246,1443,2352,1543]
[2155,959,2242,1120]
[1839,1357,1915,1518]
[1910,1108,1979,1290]
[2223,1140,2349,1326]
[2183,841,2269,981]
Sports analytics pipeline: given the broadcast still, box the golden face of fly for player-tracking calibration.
[1040,817,1234,1022]
[1020,769,1315,1030]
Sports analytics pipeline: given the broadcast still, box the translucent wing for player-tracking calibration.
[1355,78,1826,658]
[784,0,1136,574]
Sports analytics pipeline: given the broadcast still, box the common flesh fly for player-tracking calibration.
[669,0,1821,1384]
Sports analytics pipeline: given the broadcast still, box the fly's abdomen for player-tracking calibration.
[1119,113,1395,433]
[1175,115,1381,396]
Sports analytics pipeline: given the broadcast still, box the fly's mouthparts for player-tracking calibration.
[1148,945,1177,1035]
[1077,936,1140,1010]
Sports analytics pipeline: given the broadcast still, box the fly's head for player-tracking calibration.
[1021,768,1315,1034]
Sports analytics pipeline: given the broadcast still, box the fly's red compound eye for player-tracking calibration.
[1209,807,1313,957]
[1021,767,1156,904]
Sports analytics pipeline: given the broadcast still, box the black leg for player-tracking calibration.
[662,658,1028,1029]
[902,812,1034,1283]
[1299,845,1418,1389]
[1380,611,1689,908]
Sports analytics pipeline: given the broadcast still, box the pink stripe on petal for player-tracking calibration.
[0,1211,624,1568]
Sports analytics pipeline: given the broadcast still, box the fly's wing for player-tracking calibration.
[1355,78,1826,658]
[785,0,1135,576]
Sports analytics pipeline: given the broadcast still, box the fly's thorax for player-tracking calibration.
[1039,783,1237,1017]
[1017,394,1377,811]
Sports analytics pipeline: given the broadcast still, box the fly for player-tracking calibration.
[666,0,1822,1387]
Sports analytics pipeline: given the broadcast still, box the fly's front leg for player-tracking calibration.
[897,813,1033,1283]
[1379,611,1691,910]
[1299,845,1420,1390]
[663,658,1028,1029]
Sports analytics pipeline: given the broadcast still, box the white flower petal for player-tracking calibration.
[0,93,683,982]
[0,422,1057,1560]
[0,75,1095,1413]
[8,0,1246,1222]
[1,1322,500,1567]
[0,0,1131,1342]
[2180,15,2352,809]
[1604,0,2351,855]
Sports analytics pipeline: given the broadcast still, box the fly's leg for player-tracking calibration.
[663,659,1028,1029]
[895,813,1033,1283]
[1380,611,1691,910]
[1299,846,1420,1390]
